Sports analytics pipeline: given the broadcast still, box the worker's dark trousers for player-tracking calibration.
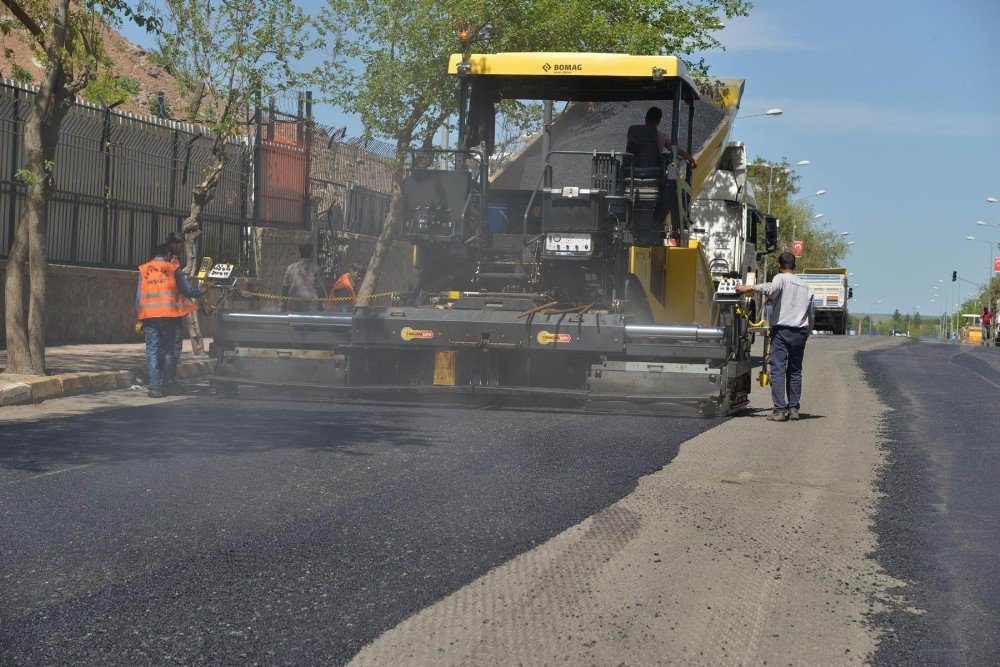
[769,326,808,411]
[144,318,182,389]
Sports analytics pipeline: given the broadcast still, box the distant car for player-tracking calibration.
[848,330,857,336]
[889,329,907,337]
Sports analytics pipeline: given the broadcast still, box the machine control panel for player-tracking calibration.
[543,232,593,257]
[207,263,237,287]
[715,278,744,300]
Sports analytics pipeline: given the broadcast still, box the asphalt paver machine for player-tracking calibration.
[211,51,763,416]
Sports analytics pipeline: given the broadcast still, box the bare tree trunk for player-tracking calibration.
[3,196,30,374]
[3,0,74,375]
[179,142,225,356]
[355,169,403,304]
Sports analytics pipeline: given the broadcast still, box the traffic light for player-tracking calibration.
[952,270,958,282]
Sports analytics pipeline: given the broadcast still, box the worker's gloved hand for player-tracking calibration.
[134,321,145,335]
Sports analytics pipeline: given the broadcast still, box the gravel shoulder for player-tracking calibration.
[352,336,906,666]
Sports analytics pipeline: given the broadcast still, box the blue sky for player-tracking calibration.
[121,0,1000,315]
[701,0,1000,315]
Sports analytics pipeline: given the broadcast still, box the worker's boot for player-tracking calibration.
[788,407,800,421]
[766,410,788,422]
[148,387,164,398]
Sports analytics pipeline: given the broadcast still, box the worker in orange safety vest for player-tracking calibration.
[328,263,362,312]
[136,243,205,397]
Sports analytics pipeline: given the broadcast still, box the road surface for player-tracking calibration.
[1,337,998,664]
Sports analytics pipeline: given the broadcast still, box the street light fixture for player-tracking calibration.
[814,213,824,219]
[847,241,856,246]
[841,231,850,236]
[737,108,783,119]
[966,236,997,284]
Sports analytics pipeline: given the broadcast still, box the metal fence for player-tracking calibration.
[0,79,311,271]
[0,79,401,273]
[311,121,395,238]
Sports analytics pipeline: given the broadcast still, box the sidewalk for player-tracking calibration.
[0,341,213,406]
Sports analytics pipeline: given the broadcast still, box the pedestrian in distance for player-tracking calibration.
[281,242,324,312]
[736,251,815,421]
[329,263,362,313]
[136,243,206,398]
[982,306,993,345]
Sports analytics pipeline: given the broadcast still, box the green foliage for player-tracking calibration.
[155,0,314,134]
[146,92,171,117]
[315,0,751,159]
[80,73,140,106]
[146,45,199,92]
[748,157,848,274]
[958,273,1000,314]
[14,167,40,186]
[10,63,33,83]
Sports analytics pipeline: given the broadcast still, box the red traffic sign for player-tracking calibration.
[995,256,1000,272]
[792,240,804,257]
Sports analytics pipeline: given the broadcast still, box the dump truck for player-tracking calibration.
[209,51,775,417]
[801,268,852,334]
[689,141,775,329]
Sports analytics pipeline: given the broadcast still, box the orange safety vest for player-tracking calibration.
[329,272,357,305]
[137,259,198,320]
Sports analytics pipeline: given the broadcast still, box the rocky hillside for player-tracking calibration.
[1,19,189,118]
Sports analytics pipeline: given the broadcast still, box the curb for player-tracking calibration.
[0,358,214,407]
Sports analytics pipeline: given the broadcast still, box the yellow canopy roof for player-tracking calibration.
[448,52,700,100]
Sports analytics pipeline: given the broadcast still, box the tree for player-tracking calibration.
[891,309,902,327]
[1,0,156,375]
[316,0,752,303]
[748,157,848,275]
[153,0,312,353]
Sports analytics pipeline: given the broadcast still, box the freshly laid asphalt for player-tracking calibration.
[0,395,716,664]
[860,342,1000,665]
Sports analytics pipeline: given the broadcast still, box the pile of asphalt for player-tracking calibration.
[492,99,727,191]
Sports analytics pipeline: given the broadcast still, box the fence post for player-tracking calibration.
[99,103,114,264]
[169,128,179,215]
[304,91,313,234]
[252,87,262,227]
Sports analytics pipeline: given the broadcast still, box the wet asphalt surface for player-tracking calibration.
[0,395,717,664]
[860,342,1000,665]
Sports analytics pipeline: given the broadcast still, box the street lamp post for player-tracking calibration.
[760,159,810,279]
[966,236,997,286]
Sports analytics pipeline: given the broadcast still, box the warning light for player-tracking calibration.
[458,30,470,42]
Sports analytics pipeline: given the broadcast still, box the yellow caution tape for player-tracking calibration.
[236,289,397,303]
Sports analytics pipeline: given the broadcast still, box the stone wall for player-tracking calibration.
[0,261,145,346]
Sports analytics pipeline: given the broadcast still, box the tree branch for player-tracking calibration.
[1,0,44,46]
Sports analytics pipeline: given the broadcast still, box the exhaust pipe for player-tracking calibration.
[624,324,724,341]
[222,312,353,328]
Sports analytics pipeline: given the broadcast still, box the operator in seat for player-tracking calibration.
[643,106,697,169]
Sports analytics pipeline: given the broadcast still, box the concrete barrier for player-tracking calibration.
[0,382,31,406]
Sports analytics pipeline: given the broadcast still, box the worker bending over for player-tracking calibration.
[329,264,361,312]
[136,243,205,398]
[736,251,815,421]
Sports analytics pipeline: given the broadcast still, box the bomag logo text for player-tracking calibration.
[543,63,582,73]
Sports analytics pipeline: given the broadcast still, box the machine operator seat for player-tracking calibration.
[625,125,667,178]
[624,125,670,227]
